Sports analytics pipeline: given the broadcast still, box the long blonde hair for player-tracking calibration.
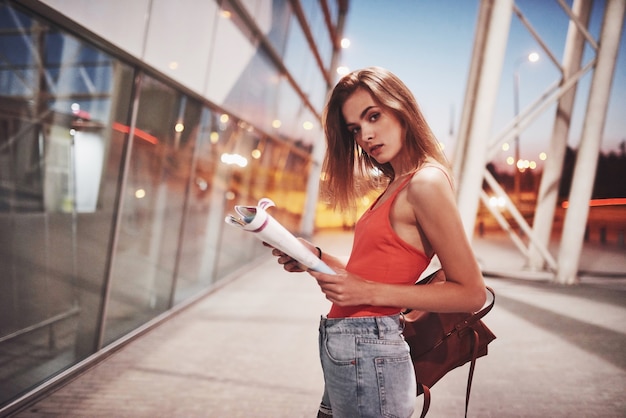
[322,67,448,212]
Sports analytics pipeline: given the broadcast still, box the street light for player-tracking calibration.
[513,51,539,202]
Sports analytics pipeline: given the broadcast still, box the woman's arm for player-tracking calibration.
[309,167,486,313]
[403,166,486,311]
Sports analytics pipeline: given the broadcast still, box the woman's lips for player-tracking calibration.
[369,144,383,156]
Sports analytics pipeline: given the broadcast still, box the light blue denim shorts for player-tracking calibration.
[318,314,416,418]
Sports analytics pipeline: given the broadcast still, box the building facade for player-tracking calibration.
[0,0,348,412]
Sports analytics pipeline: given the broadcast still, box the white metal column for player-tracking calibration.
[556,0,626,285]
[455,0,513,239]
[528,0,593,271]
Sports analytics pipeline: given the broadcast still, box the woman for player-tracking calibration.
[270,67,486,418]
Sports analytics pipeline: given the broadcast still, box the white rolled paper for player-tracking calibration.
[225,198,335,274]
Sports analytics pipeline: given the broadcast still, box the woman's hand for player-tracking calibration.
[263,239,316,273]
[308,269,373,306]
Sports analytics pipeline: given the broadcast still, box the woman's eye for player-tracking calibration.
[351,127,361,135]
[369,112,380,122]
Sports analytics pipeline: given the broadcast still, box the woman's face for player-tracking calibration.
[341,88,404,167]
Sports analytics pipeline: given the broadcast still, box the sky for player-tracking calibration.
[339,0,626,170]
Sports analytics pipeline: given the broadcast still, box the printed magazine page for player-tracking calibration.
[225,198,335,274]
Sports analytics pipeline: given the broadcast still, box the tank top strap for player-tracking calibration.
[374,171,416,209]
[393,171,417,196]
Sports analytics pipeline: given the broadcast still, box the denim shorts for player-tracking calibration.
[318,314,416,418]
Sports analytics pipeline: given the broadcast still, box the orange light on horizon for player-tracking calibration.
[562,198,626,209]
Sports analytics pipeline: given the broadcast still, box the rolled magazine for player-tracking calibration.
[225,198,335,274]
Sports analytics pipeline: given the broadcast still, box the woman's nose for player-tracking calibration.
[361,124,374,141]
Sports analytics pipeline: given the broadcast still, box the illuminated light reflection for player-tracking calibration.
[220,153,248,167]
[341,38,351,48]
[71,103,90,119]
[210,132,219,143]
[251,149,261,159]
[225,191,236,200]
[502,143,510,151]
[196,178,208,191]
[488,196,506,208]
[272,119,282,128]
[175,123,184,132]
[303,121,313,130]
[169,61,178,70]
[506,156,514,165]
[337,66,350,76]
[220,114,229,123]
[515,159,536,171]
[539,152,547,160]
[135,189,146,199]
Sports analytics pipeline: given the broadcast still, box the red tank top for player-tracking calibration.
[328,172,431,318]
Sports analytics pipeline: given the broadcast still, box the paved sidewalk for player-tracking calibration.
[10,231,626,417]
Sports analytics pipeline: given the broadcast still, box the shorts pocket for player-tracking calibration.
[374,347,415,418]
[324,333,357,365]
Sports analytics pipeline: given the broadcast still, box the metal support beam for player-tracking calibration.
[483,169,558,271]
[556,0,626,285]
[528,0,592,271]
[455,0,513,239]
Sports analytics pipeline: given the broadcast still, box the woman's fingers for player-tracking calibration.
[271,248,285,257]
[268,247,306,272]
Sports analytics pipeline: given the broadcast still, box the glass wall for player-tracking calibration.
[102,76,201,344]
[0,1,135,403]
[0,0,347,413]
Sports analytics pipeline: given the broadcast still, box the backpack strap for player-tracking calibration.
[464,328,480,418]
[418,384,431,418]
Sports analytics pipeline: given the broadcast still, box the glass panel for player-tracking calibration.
[302,0,333,69]
[282,12,327,115]
[274,76,303,140]
[221,46,282,135]
[0,2,133,407]
[212,116,260,278]
[174,108,225,303]
[207,114,309,280]
[276,148,312,231]
[283,13,310,87]
[266,0,292,56]
[103,75,196,345]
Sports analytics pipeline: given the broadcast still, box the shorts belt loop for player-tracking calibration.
[375,317,384,339]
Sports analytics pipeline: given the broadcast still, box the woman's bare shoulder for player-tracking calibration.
[407,163,454,200]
